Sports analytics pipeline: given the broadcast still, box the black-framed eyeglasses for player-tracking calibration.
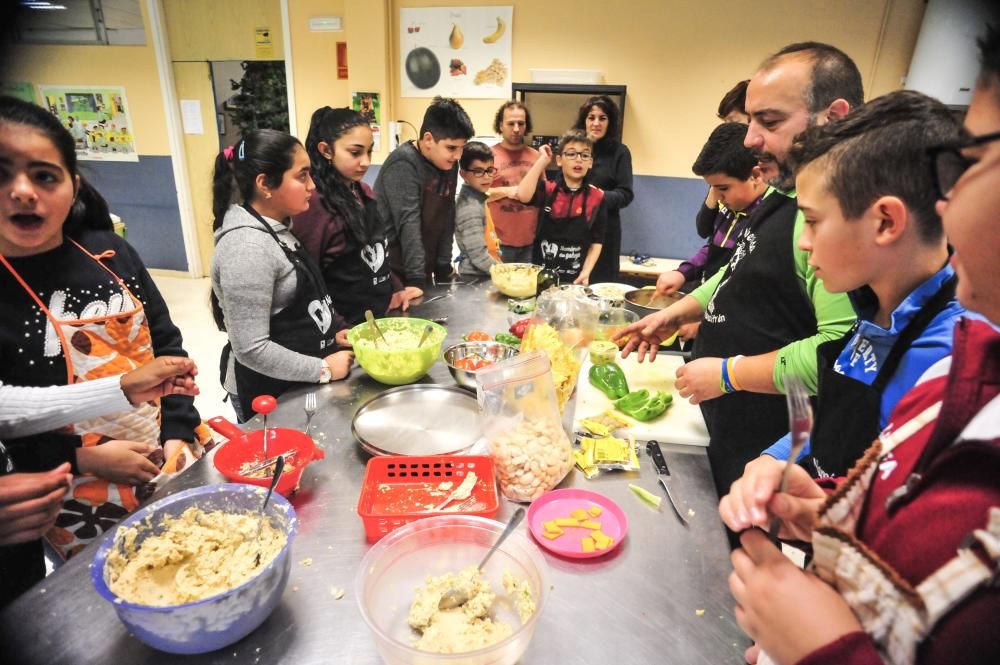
[927,130,1000,200]
[464,167,497,177]
[561,151,593,161]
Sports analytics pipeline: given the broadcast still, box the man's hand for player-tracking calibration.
[730,529,862,664]
[120,356,199,405]
[76,440,160,485]
[719,455,826,541]
[675,356,726,404]
[0,463,72,545]
[613,308,680,363]
[573,272,590,286]
[655,270,686,297]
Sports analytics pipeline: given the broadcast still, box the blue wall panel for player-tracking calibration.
[364,164,708,262]
[80,156,188,272]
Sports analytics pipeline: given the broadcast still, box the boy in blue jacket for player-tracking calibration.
[756,90,965,478]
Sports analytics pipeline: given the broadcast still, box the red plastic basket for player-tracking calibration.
[357,455,499,542]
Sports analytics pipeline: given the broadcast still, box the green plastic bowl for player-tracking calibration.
[347,317,447,385]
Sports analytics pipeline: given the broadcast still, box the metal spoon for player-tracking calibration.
[417,323,435,347]
[253,455,284,567]
[364,309,388,347]
[438,507,526,610]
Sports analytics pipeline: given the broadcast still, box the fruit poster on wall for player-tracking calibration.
[400,6,512,99]
[38,85,139,162]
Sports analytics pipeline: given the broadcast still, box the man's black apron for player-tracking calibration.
[806,275,957,478]
[532,184,593,284]
[221,205,337,419]
[325,193,393,326]
[692,192,817,501]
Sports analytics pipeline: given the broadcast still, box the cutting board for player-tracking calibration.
[572,353,710,447]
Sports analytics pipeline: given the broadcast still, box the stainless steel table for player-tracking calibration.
[0,278,749,664]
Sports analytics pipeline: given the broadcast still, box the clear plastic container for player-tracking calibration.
[476,351,574,502]
[355,515,548,665]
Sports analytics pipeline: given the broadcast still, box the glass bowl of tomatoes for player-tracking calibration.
[443,341,519,391]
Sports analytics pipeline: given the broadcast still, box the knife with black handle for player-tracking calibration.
[646,440,688,526]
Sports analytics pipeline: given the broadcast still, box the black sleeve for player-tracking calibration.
[599,144,634,212]
[695,203,718,239]
[2,433,82,474]
[118,239,201,443]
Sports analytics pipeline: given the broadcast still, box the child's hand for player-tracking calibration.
[486,186,516,202]
[655,270,686,296]
[719,455,825,541]
[335,327,351,348]
[77,440,161,485]
[0,464,72,546]
[730,529,862,664]
[538,144,553,165]
[324,350,355,381]
[120,356,199,404]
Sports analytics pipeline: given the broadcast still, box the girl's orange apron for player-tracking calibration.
[1,240,161,560]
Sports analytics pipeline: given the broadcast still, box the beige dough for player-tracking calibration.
[407,566,534,653]
[106,506,286,606]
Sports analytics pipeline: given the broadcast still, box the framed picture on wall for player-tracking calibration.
[38,85,139,162]
[400,6,513,99]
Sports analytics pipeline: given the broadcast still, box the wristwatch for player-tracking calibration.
[319,364,333,384]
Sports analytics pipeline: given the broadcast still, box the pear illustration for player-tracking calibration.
[449,23,464,49]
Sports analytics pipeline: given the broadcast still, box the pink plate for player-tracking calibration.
[526,488,628,559]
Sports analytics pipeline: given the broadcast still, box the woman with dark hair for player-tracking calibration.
[0,95,205,579]
[572,95,634,282]
[292,106,412,325]
[211,129,354,422]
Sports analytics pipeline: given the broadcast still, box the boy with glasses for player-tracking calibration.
[454,141,502,276]
[515,130,607,285]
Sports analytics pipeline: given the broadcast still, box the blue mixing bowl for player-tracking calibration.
[91,483,297,655]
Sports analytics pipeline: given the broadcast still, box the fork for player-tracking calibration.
[303,392,317,434]
[768,374,813,543]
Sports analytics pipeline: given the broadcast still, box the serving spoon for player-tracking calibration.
[365,309,388,347]
[253,455,284,567]
[438,507,526,610]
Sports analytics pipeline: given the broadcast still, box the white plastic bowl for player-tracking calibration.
[355,515,548,665]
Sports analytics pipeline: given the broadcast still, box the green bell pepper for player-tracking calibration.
[589,362,630,399]
[614,389,672,421]
[613,389,649,412]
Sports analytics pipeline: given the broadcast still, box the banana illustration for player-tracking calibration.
[449,23,464,49]
[482,16,506,44]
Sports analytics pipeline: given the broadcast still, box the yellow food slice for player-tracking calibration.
[570,509,589,521]
[554,518,580,527]
[581,537,596,553]
[588,506,603,517]
[543,530,563,540]
[580,520,602,530]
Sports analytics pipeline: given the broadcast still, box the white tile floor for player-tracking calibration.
[150,273,236,423]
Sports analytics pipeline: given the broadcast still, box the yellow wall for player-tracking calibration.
[5,2,170,155]
[287,0,351,136]
[386,0,926,177]
[163,0,284,61]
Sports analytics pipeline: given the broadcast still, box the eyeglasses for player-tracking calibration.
[927,130,1000,200]
[561,151,593,161]
[464,167,497,177]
